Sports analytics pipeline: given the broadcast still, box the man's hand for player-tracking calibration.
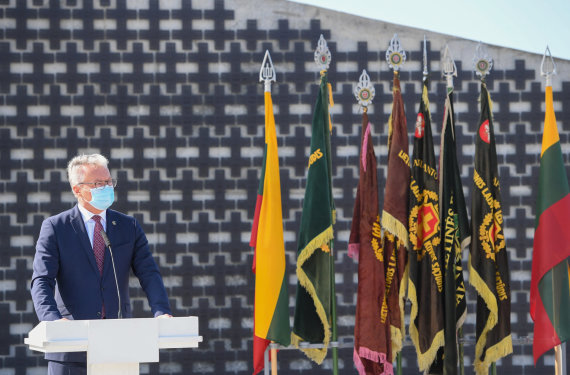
[156,314,172,318]
[57,318,69,321]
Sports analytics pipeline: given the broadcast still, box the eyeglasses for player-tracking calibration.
[77,179,118,188]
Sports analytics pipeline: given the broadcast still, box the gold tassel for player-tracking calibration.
[381,211,410,250]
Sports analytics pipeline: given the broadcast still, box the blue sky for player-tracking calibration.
[291,0,570,61]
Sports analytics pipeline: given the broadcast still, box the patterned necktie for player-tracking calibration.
[92,215,105,275]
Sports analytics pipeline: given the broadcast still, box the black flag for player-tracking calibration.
[439,87,470,375]
[469,82,513,374]
[408,80,445,372]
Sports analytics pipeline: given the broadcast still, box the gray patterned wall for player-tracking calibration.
[1,0,569,374]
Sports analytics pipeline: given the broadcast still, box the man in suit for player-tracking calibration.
[31,154,172,375]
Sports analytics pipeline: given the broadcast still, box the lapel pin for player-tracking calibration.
[112,221,116,226]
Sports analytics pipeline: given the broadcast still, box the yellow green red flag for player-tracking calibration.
[250,90,290,375]
[530,85,570,363]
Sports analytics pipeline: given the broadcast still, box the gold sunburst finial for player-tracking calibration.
[386,33,406,72]
[314,34,332,71]
[354,69,375,108]
[473,42,493,80]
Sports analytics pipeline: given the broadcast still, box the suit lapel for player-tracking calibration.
[102,210,120,281]
[70,205,101,277]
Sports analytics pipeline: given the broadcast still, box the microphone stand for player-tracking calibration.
[100,230,122,319]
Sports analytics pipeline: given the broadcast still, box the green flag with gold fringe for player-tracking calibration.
[291,71,335,364]
[408,79,445,373]
[469,82,513,375]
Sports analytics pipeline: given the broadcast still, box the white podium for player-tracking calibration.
[25,317,203,375]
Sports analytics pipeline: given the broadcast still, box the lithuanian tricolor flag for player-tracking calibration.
[530,85,570,363]
[250,90,290,375]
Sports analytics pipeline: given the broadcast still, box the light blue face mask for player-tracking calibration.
[89,185,115,211]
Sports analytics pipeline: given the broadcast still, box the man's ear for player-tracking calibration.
[72,185,80,198]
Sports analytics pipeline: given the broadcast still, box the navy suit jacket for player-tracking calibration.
[31,205,171,362]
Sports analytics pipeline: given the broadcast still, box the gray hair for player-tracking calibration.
[67,154,109,188]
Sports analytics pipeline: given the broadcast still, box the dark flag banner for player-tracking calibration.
[530,84,570,362]
[349,111,393,375]
[469,83,513,374]
[291,71,336,364]
[381,72,409,356]
[438,87,470,375]
[408,80,444,372]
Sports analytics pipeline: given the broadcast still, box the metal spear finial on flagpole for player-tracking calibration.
[354,69,375,112]
[473,42,493,81]
[442,44,457,89]
[259,50,276,93]
[422,35,428,81]
[541,45,557,87]
[314,34,332,72]
[386,33,406,73]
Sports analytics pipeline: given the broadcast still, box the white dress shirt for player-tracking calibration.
[77,204,107,247]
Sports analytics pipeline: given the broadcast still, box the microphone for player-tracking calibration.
[100,230,122,319]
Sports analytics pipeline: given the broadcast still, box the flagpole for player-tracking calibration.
[459,328,465,375]
[541,45,565,375]
[264,347,270,375]
[271,348,278,375]
[554,342,567,375]
[330,239,339,375]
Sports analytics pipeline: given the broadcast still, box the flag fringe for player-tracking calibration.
[381,211,410,250]
[292,225,334,364]
[474,334,513,375]
[354,346,394,375]
[291,331,329,365]
[468,253,513,374]
[407,278,445,371]
[421,87,432,123]
[390,326,403,356]
[361,122,371,172]
[296,225,334,267]
[348,243,360,260]
[391,263,408,355]
[387,113,394,149]
[353,348,366,375]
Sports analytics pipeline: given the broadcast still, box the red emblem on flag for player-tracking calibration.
[416,202,438,244]
[415,113,425,139]
[479,119,491,144]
